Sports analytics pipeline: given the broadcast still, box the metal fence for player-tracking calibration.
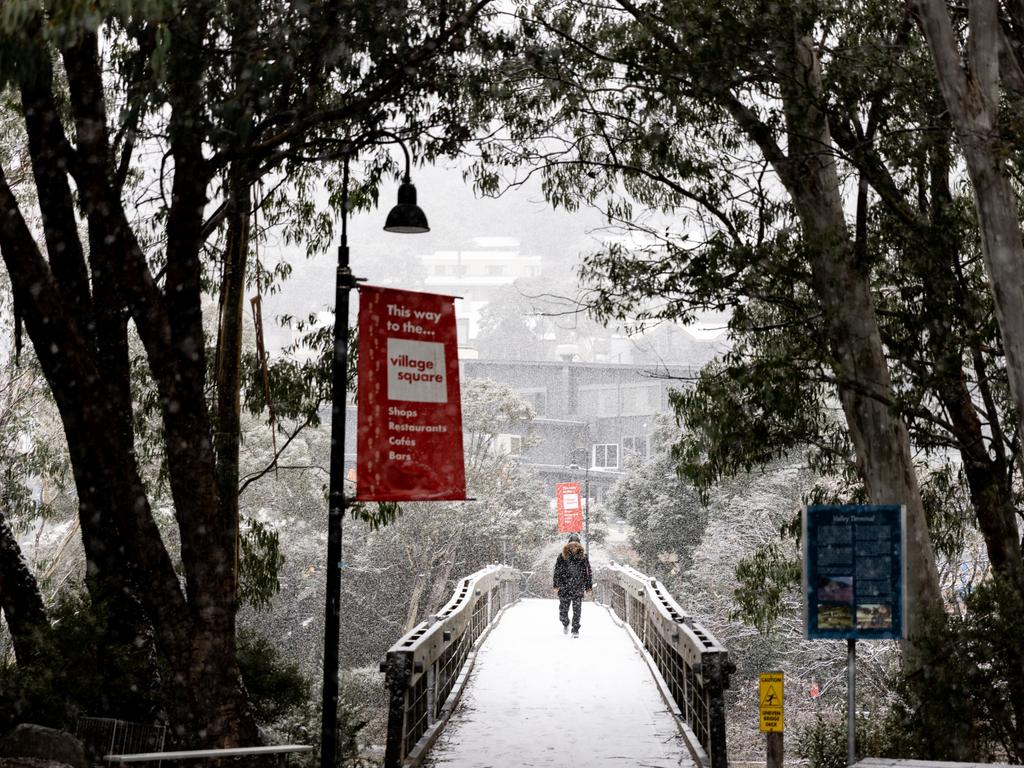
[381,564,524,768]
[75,716,166,765]
[595,563,734,768]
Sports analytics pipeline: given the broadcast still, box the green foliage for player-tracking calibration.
[0,593,165,733]
[732,540,801,633]
[272,695,370,768]
[606,418,708,577]
[236,630,370,766]
[670,328,850,504]
[884,578,1024,762]
[236,629,308,724]
[347,500,401,531]
[732,458,976,634]
[0,275,72,529]
[795,713,895,768]
[238,517,286,612]
[128,345,171,504]
[241,311,357,426]
[918,463,972,563]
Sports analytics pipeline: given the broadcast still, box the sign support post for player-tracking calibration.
[767,732,783,768]
[847,639,856,766]
[803,504,906,768]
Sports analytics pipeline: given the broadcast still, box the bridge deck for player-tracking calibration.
[425,598,695,767]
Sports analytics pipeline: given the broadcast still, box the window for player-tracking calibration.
[578,386,618,416]
[622,436,648,460]
[519,389,547,416]
[618,384,663,415]
[495,433,523,456]
[593,443,619,469]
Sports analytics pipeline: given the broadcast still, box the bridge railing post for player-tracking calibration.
[426,660,436,729]
[382,651,412,768]
[703,650,730,768]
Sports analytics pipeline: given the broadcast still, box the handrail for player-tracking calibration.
[381,564,525,768]
[595,562,733,768]
[104,744,312,763]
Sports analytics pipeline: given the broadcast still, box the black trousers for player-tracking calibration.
[559,592,583,631]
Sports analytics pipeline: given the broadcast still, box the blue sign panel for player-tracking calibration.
[804,504,906,640]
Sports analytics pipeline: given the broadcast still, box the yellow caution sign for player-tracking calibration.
[759,671,784,733]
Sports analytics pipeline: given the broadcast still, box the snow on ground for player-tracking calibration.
[426,598,695,767]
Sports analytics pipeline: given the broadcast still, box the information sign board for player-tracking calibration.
[804,504,906,640]
[759,671,784,733]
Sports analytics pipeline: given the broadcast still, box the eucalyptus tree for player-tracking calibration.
[914,0,1024,473]
[0,0,500,747]
[471,0,950,651]
[466,0,1024,752]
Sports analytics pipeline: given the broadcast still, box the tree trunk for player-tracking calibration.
[427,553,458,615]
[769,27,945,650]
[215,174,251,598]
[764,23,970,757]
[0,509,49,665]
[404,573,428,633]
[0,20,259,748]
[916,0,1024,495]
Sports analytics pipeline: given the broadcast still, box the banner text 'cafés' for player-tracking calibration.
[356,286,466,501]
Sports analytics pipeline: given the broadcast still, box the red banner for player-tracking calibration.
[356,286,466,501]
[556,482,583,533]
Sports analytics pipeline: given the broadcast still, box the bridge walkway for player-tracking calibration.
[424,598,695,767]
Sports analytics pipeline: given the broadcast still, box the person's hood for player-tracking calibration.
[562,541,586,560]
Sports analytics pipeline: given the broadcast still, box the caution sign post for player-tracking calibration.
[759,671,784,733]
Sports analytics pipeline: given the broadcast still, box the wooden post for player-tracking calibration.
[767,732,783,768]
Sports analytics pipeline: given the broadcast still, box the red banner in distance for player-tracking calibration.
[556,482,583,533]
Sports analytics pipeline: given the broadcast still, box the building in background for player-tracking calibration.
[460,358,704,503]
[419,236,543,343]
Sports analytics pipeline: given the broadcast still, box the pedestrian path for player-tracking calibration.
[425,598,696,767]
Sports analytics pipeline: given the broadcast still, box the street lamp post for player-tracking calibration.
[321,140,429,768]
[320,156,355,768]
[569,448,591,551]
[583,462,590,552]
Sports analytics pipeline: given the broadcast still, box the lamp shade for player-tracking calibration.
[383,181,430,233]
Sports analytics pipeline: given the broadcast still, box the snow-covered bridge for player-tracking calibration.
[380,564,733,768]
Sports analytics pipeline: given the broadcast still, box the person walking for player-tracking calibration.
[553,533,593,637]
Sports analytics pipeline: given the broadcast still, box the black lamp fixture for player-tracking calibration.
[383,139,430,234]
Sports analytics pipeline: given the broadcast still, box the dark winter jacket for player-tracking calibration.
[553,542,593,596]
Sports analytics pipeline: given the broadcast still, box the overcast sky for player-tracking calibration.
[261,160,610,346]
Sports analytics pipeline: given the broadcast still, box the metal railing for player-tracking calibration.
[75,716,167,765]
[381,564,524,768]
[595,562,733,768]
